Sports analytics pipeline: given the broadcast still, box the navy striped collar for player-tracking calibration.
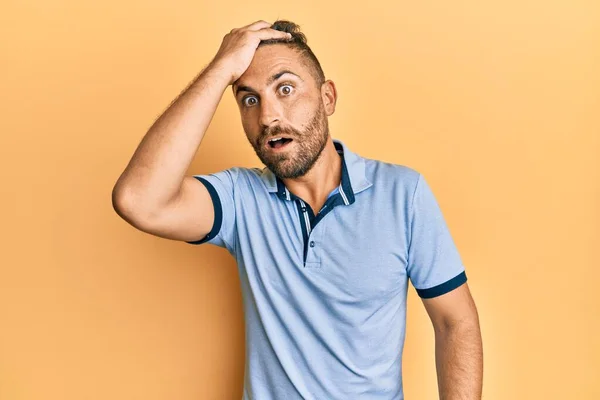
[260,138,372,204]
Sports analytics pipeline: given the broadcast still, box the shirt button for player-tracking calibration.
[309,241,315,247]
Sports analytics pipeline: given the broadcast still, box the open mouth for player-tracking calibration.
[267,137,294,150]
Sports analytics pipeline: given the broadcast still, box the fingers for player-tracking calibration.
[247,20,272,31]
[228,21,291,43]
[254,27,292,41]
[239,20,272,32]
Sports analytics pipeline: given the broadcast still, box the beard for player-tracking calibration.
[250,102,329,179]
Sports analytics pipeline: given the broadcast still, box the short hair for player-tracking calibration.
[259,20,326,89]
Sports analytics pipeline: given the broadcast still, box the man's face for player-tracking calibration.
[232,44,330,179]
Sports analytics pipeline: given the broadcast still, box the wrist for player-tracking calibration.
[204,60,234,86]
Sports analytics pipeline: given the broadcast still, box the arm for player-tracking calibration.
[111,21,290,241]
[111,62,231,222]
[111,62,230,242]
[421,282,483,400]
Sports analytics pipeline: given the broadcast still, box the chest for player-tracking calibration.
[237,194,410,303]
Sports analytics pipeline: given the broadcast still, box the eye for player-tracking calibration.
[242,96,258,107]
[241,83,294,108]
[278,83,294,96]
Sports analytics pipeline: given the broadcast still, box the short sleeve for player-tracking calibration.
[185,167,239,254]
[406,173,467,298]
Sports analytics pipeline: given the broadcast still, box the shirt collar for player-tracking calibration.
[259,138,373,204]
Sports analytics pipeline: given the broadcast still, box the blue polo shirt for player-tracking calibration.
[187,138,467,399]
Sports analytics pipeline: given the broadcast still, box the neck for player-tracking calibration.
[281,138,342,206]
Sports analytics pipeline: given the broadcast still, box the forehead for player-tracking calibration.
[233,45,309,91]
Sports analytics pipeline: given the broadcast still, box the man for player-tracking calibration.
[112,19,483,400]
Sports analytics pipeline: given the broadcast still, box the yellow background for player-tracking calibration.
[1,0,599,399]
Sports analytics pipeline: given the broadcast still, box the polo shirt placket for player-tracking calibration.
[273,142,354,268]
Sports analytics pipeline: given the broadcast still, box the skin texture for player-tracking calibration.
[423,283,484,399]
[231,43,340,215]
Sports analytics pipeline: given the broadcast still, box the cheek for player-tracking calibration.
[284,95,314,125]
[240,116,250,130]
[240,113,257,133]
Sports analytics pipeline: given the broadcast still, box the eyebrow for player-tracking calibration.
[235,70,302,97]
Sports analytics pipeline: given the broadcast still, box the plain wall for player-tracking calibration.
[1,0,599,399]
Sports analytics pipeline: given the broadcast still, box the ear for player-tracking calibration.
[320,80,337,116]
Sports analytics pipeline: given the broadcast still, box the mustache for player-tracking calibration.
[260,125,300,142]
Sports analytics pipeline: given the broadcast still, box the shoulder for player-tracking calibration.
[209,166,260,181]
[363,156,422,191]
[215,166,274,191]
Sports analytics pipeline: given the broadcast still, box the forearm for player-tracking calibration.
[112,61,231,216]
[434,322,483,400]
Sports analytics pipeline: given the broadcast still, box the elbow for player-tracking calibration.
[111,184,150,222]
[111,184,168,230]
[112,185,135,220]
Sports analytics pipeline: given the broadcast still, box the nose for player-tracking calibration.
[259,96,282,128]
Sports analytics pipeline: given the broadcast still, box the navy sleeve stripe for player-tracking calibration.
[416,271,467,299]
[186,176,223,245]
